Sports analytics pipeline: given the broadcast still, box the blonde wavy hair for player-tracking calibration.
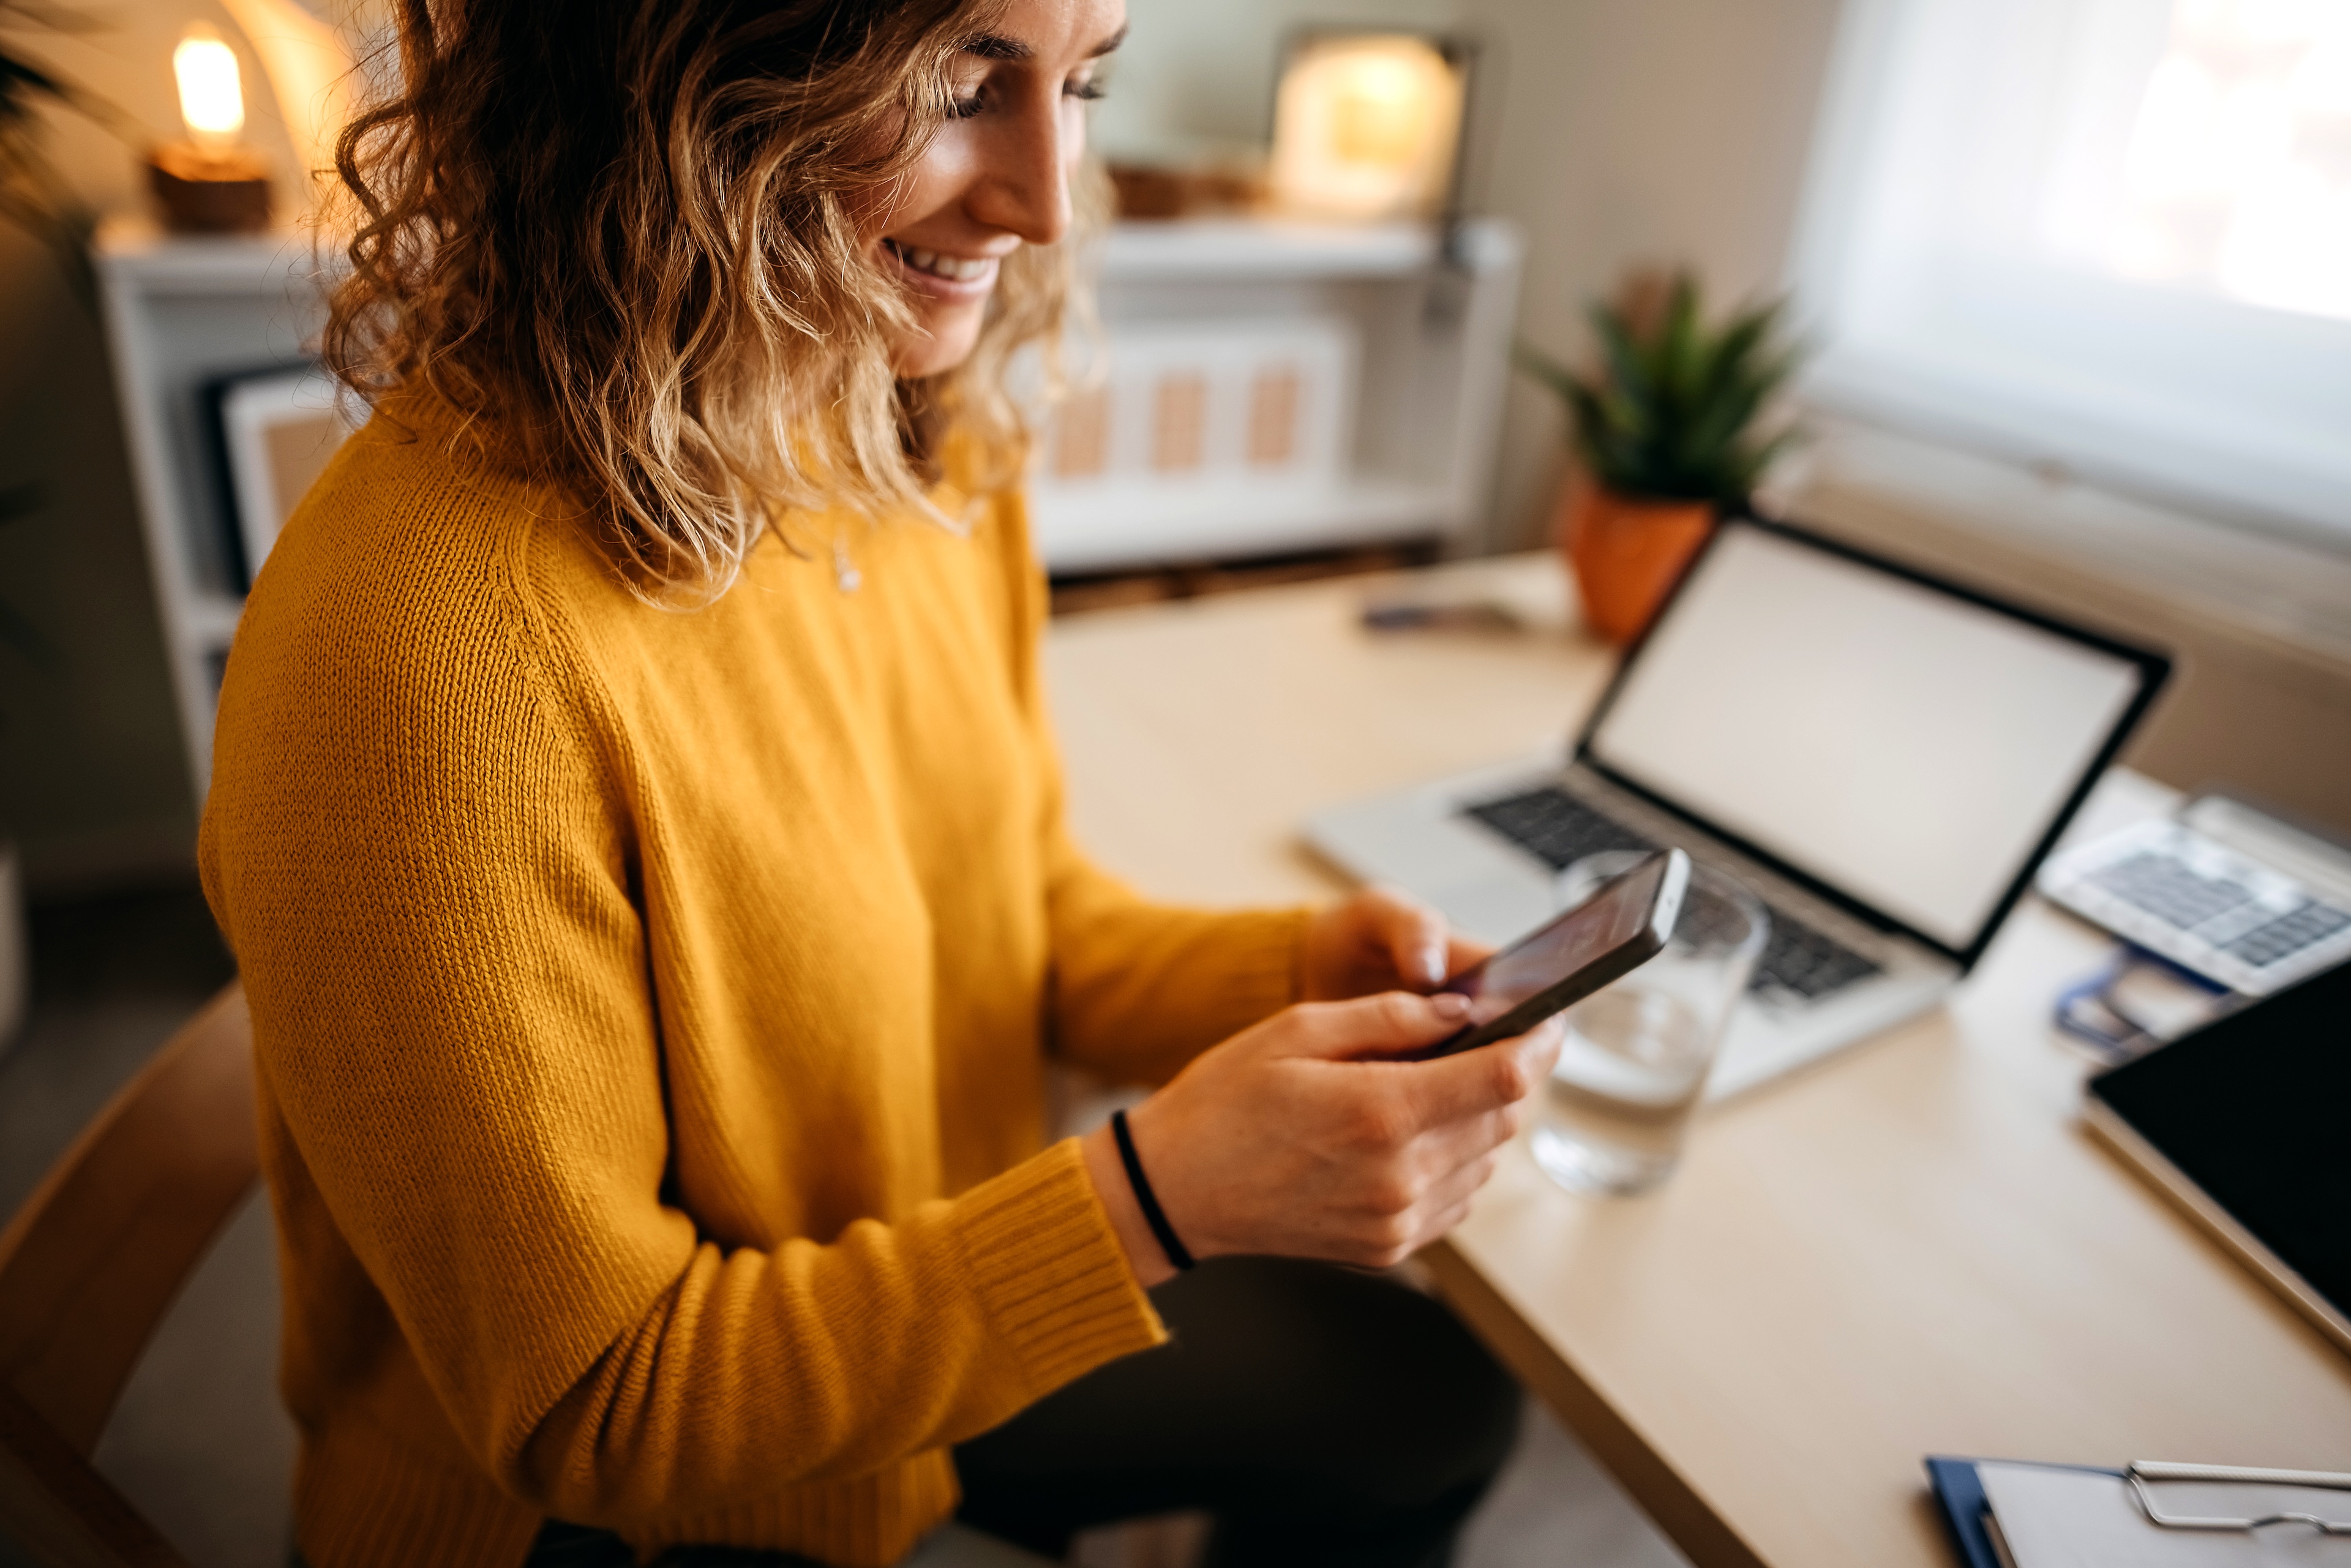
[321,0,1098,595]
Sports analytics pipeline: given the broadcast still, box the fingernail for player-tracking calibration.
[1432,992,1473,1019]
[1420,943,1446,985]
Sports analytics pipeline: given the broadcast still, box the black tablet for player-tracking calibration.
[2083,959,2351,1356]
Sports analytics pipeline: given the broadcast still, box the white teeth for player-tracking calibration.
[893,242,992,282]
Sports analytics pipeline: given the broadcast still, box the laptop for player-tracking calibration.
[1305,514,2172,1100]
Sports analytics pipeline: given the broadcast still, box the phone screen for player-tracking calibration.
[1401,850,1684,1060]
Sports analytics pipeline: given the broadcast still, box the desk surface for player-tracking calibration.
[1043,552,2351,1568]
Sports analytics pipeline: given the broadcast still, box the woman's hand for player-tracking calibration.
[1080,992,1562,1287]
[1300,885,1489,999]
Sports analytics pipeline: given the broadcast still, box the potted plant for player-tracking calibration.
[1518,269,1802,644]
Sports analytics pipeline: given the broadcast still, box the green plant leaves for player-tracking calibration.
[1517,269,1807,509]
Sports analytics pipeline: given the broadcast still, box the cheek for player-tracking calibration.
[875,129,977,238]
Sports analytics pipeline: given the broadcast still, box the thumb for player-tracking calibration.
[1399,1016,1559,1127]
[1279,991,1476,1062]
[1373,890,1452,989]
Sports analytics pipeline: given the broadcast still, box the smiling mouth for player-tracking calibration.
[884,239,997,283]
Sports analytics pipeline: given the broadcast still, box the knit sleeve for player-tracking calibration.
[1040,834,1312,1086]
[991,495,1314,1087]
[201,512,1162,1529]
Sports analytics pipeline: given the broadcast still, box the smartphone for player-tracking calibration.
[1398,848,1690,1061]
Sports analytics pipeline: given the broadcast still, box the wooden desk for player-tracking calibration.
[1043,552,2351,1568]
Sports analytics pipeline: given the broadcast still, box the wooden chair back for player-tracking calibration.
[0,984,258,1567]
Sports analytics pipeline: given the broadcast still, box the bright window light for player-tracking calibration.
[2104,1,2351,320]
[1790,0,2351,541]
[174,24,246,148]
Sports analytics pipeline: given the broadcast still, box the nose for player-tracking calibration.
[969,83,1075,247]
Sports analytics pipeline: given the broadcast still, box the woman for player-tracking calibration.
[200,2,1560,1565]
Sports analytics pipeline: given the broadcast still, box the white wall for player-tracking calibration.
[1453,0,1847,548]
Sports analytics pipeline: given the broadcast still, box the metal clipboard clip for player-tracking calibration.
[2126,1462,2351,1534]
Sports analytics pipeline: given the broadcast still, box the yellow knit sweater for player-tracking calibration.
[198,394,1308,1568]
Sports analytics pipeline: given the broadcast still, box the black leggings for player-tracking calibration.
[527,1256,1521,1567]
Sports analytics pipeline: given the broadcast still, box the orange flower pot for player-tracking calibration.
[1557,482,1716,645]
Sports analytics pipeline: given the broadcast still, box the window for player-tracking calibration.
[1789,0,2351,541]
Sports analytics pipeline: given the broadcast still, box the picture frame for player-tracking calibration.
[210,364,355,588]
[1269,29,1479,224]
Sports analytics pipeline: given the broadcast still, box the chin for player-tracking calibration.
[895,309,988,380]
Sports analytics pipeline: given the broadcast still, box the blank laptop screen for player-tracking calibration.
[1585,524,2146,952]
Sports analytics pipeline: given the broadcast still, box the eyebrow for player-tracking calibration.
[962,23,1128,62]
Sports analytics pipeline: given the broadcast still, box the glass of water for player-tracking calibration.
[1530,851,1768,1196]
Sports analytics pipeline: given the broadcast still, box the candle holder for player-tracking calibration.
[147,142,272,234]
[151,23,272,235]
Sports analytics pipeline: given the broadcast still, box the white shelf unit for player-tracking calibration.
[1037,217,1521,574]
[95,217,1521,801]
[95,222,330,807]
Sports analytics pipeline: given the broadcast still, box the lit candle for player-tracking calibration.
[148,21,273,233]
[173,24,247,151]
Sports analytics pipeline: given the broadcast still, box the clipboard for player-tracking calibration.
[1929,1456,2120,1568]
[1930,1457,2351,1567]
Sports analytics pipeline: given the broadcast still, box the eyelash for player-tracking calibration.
[949,78,1108,120]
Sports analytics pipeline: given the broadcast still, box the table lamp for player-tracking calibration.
[1269,32,1469,223]
[148,22,272,233]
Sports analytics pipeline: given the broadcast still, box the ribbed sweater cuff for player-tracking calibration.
[956,1138,1166,1395]
[295,1419,541,1568]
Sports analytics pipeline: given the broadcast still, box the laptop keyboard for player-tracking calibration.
[1466,787,1652,873]
[2083,850,2351,970]
[1464,786,1884,1003]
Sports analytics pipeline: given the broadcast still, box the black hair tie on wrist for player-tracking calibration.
[1109,1108,1195,1272]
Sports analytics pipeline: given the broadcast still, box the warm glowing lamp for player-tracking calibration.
[1269,32,1469,223]
[148,21,273,233]
[174,27,246,146]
